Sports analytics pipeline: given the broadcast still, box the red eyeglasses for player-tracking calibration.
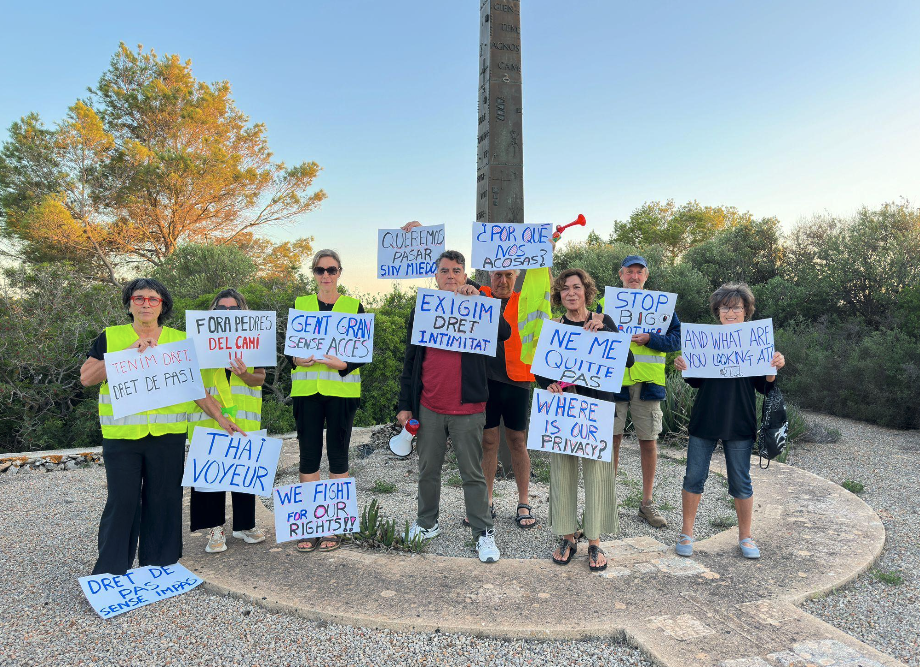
[131,296,162,306]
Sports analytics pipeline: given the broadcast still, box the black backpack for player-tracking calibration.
[758,385,788,469]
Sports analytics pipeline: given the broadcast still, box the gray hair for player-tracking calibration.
[311,249,342,271]
[436,250,466,269]
[209,288,249,310]
[710,282,756,320]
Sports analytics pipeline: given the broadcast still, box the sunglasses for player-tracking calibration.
[213,305,242,311]
[130,296,162,306]
[313,266,340,276]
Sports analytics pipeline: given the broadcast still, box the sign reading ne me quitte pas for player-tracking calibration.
[185,310,277,369]
[529,320,632,393]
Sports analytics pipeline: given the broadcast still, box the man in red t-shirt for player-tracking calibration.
[397,250,510,563]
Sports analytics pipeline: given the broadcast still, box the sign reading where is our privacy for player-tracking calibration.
[377,224,445,279]
[471,222,554,270]
[681,318,777,379]
[104,339,205,419]
[185,310,277,369]
[284,310,375,363]
[529,319,632,393]
[410,288,500,356]
[181,428,282,497]
[526,388,616,462]
[79,564,203,619]
[603,287,678,336]
[273,478,359,543]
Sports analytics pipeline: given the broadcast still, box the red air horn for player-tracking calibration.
[552,214,587,241]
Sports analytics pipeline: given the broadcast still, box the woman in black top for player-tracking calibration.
[673,283,785,559]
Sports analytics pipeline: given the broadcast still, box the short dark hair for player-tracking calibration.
[551,268,598,309]
[122,278,173,325]
[710,282,755,320]
[210,288,249,311]
[436,250,466,269]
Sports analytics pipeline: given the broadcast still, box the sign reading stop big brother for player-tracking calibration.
[79,564,202,619]
[529,320,632,393]
[273,478,359,543]
[284,310,375,363]
[527,388,615,462]
[410,288,500,356]
[378,224,445,279]
[603,286,677,335]
[103,339,205,419]
[681,318,777,379]
[185,310,277,369]
[471,222,554,270]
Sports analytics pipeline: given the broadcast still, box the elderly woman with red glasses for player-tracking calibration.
[289,250,367,554]
[80,278,243,576]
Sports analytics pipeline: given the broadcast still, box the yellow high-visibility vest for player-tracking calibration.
[187,367,262,439]
[597,297,666,387]
[290,295,362,398]
[517,267,552,365]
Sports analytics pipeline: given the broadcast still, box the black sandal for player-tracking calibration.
[462,504,495,527]
[514,503,537,529]
[552,537,577,565]
[588,544,607,572]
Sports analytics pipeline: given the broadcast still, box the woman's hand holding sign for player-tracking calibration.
[294,356,316,367]
[129,337,158,353]
[320,354,348,371]
[674,351,785,381]
[582,312,605,333]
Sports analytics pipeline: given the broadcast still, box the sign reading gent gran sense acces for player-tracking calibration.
[410,288,500,356]
[103,339,206,419]
[185,310,277,369]
[284,310,375,363]
[471,222,554,270]
[377,224,445,279]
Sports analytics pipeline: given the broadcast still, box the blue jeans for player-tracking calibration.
[682,436,754,500]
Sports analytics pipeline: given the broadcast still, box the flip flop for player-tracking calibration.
[552,538,577,565]
[318,534,342,552]
[588,544,607,572]
[296,537,319,553]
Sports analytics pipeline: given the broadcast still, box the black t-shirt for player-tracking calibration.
[486,297,531,389]
[684,376,775,441]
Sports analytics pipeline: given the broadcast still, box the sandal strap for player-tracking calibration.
[678,533,695,543]
[516,503,533,512]
[739,537,756,547]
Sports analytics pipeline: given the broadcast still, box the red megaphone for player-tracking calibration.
[553,214,587,240]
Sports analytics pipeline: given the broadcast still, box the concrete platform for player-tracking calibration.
[181,455,904,667]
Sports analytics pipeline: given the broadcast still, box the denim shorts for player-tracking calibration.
[682,436,754,499]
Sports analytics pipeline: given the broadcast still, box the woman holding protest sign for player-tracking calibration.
[289,249,367,553]
[534,268,632,572]
[188,289,268,554]
[80,278,245,576]
[672,282,785,559]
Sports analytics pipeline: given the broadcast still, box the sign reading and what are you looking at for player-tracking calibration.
[181,428,282,497]
[185,310,277,369]
[79,564,203,619]
[284,310,375,363]
[273,478,359,544]
[410,288,501,356]
[103,339,205,419]
[526,388,615,462]
[603,286,678,335]
[529,320,632,394]
[471,223,554,270]
[681,318,777,379]
[377,224,445,279]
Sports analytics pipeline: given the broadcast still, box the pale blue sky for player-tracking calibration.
[2,1,918,294]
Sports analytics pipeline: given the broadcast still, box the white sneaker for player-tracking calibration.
[477,529,500,563]
[408,521,441,540]
[205,526,227,553]
[232,528,266,544]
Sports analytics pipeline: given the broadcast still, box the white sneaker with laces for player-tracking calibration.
[205,526,227,553]
[477,529,500,563]
[408,521,441,540]
[232,528,266,544]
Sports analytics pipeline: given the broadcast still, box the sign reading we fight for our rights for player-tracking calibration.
[181,429,282,497]
[471,222,554,270]
[603,287,678,336]
[526,388,615,462]
[185,310,277,369]
[273,478,359,544]
[377,224,445,279]
[529,320,632,393]
[284,310,375,363]
[410,288,500,356]
[104,339,205,419]
[79,564,202,619]
[681,318,777,379]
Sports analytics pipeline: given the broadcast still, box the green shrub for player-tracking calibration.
[841,480,865,494]
[372,479,397,494]
[871,569,904,586]
[262,398,295,435]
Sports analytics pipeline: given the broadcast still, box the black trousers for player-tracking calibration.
[189,489,256,532]
[92,433,186,576]
[293,394,359,475]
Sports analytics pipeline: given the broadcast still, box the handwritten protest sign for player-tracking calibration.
[104,339,205,419]
[181,429,281,497]
[471,223,554,270]
[377,224,445,279]
[185,310,277,369]
[526,388,615,462]
[530,320,632,393]
[79,564,202,619]
[410,288,500,356]
[603,286,677,335]
[681,318,776,378]
[284,310,375,363]
[273,478,359,544]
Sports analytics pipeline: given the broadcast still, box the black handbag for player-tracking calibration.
[758,385,788,469]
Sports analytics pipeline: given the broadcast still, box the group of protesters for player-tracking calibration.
[80,226,784,578]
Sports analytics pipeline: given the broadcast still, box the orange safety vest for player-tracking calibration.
[481,287,535,383]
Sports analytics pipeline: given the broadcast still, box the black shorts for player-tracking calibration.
[484,379,530,431]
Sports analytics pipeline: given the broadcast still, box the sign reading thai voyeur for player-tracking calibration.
[181,428,282,497]
[377,224,445,279]
[410,288,500,356]
[680,319,777,378]
[529,319,632,393]
[185,310,277,369]
[526,388,615,462]
[603,287,677,336]
[284,310,375,363]
[471,223,554,270]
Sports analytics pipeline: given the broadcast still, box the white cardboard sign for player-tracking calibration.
[284,310,375,363]
[273,478,359,544]
[181,428,282,497]
[410,288,501,357]
[526,388,616,462]
[603,287,678,335]
[529,320,632,393]
[681,318,777,378]
[79,564,202,619]
[377,224,445,279]
[471,222,554,270]
[103,339,205,419]
[185,310,277,369]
